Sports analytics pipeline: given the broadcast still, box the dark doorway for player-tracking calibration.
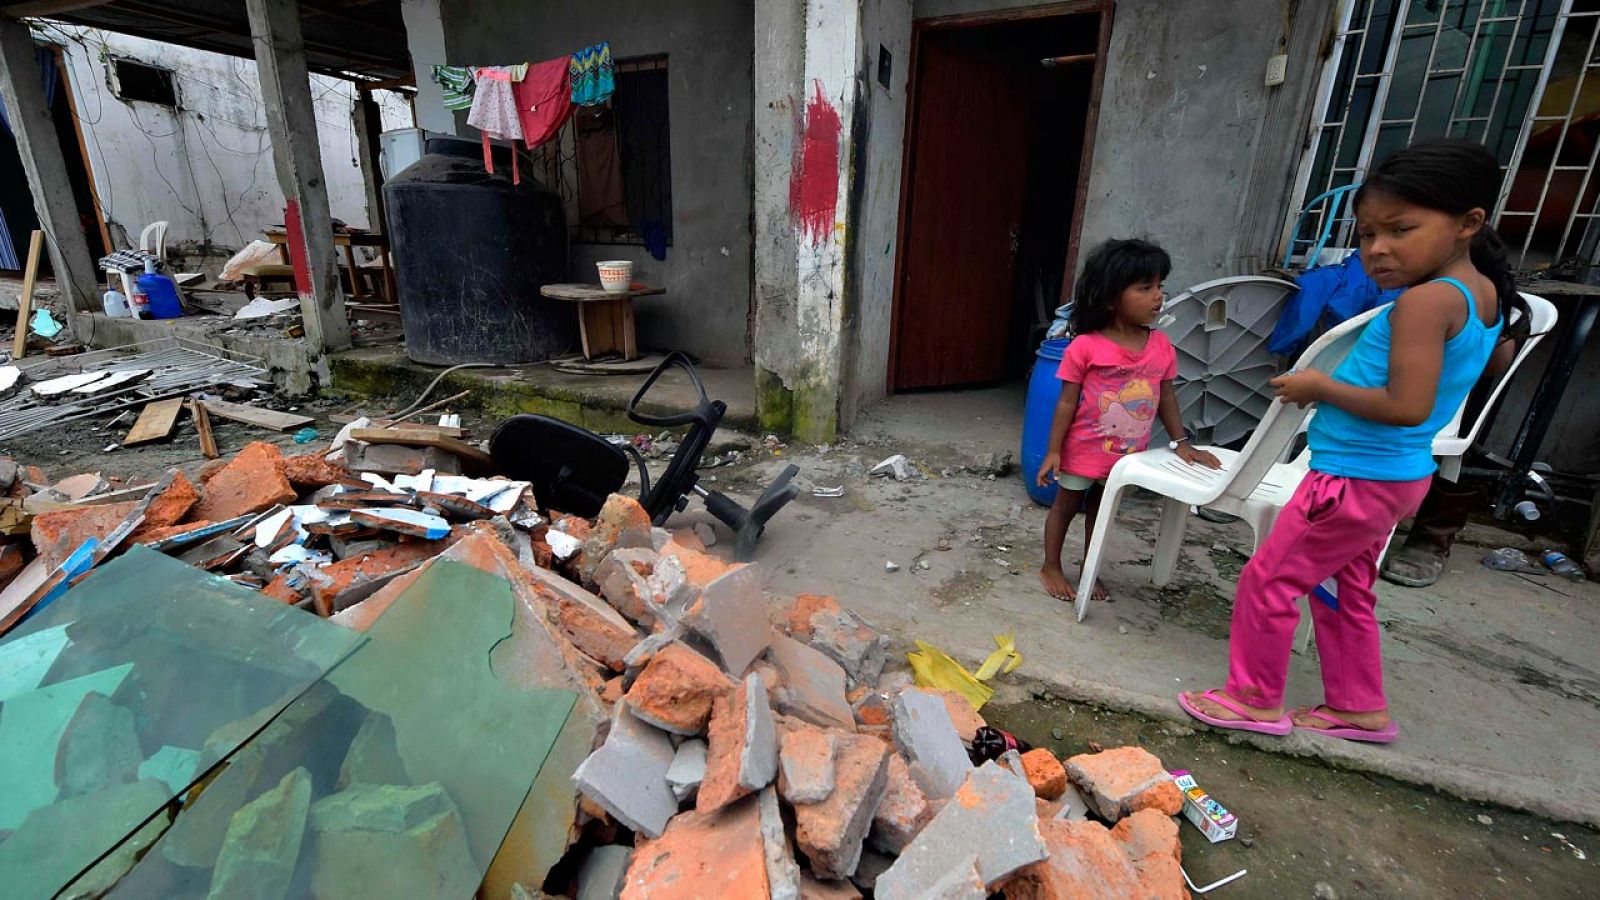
[890,8,1102,391]
[0,45,107,275]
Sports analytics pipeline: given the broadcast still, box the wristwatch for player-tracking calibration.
[1168,435,1191,451]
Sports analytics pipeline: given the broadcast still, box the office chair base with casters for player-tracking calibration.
[489,352,800,562]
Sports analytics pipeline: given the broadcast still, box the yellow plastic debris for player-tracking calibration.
[974,632,1023,681]
[907,639,995,710]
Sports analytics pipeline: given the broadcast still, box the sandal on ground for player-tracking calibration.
[1177,689,1292,736]
[1292,706,1399,744]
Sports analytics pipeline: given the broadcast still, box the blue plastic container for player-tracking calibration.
[137,263,183,320]
[1021,338,1070,506]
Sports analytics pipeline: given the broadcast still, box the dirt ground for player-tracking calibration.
[7,384,1598,897]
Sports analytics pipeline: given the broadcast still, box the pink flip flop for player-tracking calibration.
[1177,689,1292,736]
[1293,707,1399,744]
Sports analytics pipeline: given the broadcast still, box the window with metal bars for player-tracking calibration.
[531,55,673,249]
[1280,0,1600,274]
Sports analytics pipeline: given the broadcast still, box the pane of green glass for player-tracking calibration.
[0,547,364,900]
[105,560,579,898]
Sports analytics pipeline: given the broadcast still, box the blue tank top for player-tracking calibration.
[1308,277,1502,481]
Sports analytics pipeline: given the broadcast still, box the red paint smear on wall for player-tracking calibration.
[790,80,841,247]
[284,200,313,297]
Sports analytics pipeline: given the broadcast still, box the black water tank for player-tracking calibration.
[384,138,575,365]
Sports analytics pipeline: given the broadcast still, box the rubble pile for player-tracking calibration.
[0,427,1193,898]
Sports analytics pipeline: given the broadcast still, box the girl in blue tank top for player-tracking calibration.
[1180,140,1510,744]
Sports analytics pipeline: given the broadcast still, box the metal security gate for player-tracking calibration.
[1282,0,1592,273]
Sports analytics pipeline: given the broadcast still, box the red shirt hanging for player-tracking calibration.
[515,57,573,150]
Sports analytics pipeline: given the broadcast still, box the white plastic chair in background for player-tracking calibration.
[1073,303,1391,621]
[138,220,168,260]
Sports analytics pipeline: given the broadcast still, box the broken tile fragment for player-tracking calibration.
[350,507,451,540]
[1021,748,1068,801]
[573,703,679,838]
[767,634,854,730]
[666,738,707,803]
[207,767,312,900]
[793,732,890,880]
[621,795,768,899]
[868,752,931,855]
[683,563,771,676]
[760,786,802,900]
[698,673,778,812]
[875,762,1047,899]
[342,441,461,476]
[890,687,971,801]
[778,725,837,804]
[1064,746,1183,823]
[624,642,735,735]
[192,441,298,522]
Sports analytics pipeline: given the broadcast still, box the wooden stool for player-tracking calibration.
[242,263,295,299]
[540,282,666,361]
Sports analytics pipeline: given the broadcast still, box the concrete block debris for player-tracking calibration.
[624,641,735,735]
[874,761,1046,898]
[767,634,855,730]
[666,739,707,803]
[573,704,679,838]
[621,796,769,899]
[698,673,778,812]
[785,593,888,688]
[779,725,837,804]
[793,732,890,880]
[890,687,972,801]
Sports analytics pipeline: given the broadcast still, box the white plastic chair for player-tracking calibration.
[1073,303,1391,620]
[138,221,169,260]
[1431,292,1556,481]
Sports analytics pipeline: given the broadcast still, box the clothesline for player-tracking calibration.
[431,42,615,184]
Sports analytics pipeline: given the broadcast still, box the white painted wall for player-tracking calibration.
[37,22,411,260]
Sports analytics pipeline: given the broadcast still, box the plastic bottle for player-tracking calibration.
[1483,547,1535,572]
[968,726,1033,764]
[1541,550,1586,582]
[101,287,129,318]
[137,258,183,320]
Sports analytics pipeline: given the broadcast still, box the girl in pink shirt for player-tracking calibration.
[1036,239,1219,603]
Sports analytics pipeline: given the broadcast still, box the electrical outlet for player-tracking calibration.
[1265,53,1288,86]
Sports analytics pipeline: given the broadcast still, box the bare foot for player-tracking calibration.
[1291,705,1392,732]
[1091,582,1110,603]
[1180,689,1284,723]
[1038,565,1075,602]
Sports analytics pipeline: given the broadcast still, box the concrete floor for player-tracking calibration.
[696,385,1600,828]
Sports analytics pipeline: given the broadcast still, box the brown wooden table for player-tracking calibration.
[263,229,396,302]
[540,283,665,361]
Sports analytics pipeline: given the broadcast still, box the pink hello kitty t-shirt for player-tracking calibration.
[1055,330,1177,479]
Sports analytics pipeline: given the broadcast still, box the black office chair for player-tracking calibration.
[489,352,801,561]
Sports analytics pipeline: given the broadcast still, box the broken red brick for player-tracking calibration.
[786,592,839,638]
[663,528,704,554]
[1064,746,1183,822]
[191,441,297,522]
[621,796,768,900]
[555,595,639,672]
[1111,809,1186,900]
[141,472,199,528]
[0,543,26,591]
[930,689,986,743]
[799,873,863,899]
[1021,749,1068,801]
[31,500,137,570]
[778,723,837,805]
[868,751,931,855]
[261,573,306,605]
[699,677,760,812]
[601,676,625,705]
[623,642,735,735]
[283,454,353,489]
[133,520,214,546]
[308,537,455,616]
[793,732,891,880]
[197,458,228,485]
[1002,818,1144,899]
[661,537,737,589]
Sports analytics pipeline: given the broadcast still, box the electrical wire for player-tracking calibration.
[387,363,497,419]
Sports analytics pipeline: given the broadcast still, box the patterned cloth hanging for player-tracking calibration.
[569,42,615,107]
[467,64,528,184]
[430,64,475,111]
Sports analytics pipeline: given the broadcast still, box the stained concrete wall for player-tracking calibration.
[44,24,411,262]
[437,0,755,367]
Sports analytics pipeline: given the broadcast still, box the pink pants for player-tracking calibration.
[1226,471,1431,712]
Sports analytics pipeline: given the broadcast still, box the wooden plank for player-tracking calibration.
[123,398,185,446]
[199,397,315,431]
[11,230,40,360]
[191,399,219,459]
[349,427,495,469]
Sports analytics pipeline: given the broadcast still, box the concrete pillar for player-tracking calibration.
[353,90,385,232]
[246,0,351,353]
[0,17,98,314]
[752,0,863,444]
[401,0,455,134]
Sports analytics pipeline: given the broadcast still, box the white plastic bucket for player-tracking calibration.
[597,260,634,293]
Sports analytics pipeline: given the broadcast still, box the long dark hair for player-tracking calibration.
[1069,238,1171,336]
[1357,138,1524,334]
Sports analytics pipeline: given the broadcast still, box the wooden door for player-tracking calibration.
[893,29,1034,389]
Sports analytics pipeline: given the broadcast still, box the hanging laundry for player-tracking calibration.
[569,42,615,107]
[575,106,628,228]
[467,64,528,183]
[515,56,573,149]
[431,64,475,111]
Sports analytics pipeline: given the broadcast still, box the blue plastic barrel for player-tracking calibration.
[1021,338,1069,505]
